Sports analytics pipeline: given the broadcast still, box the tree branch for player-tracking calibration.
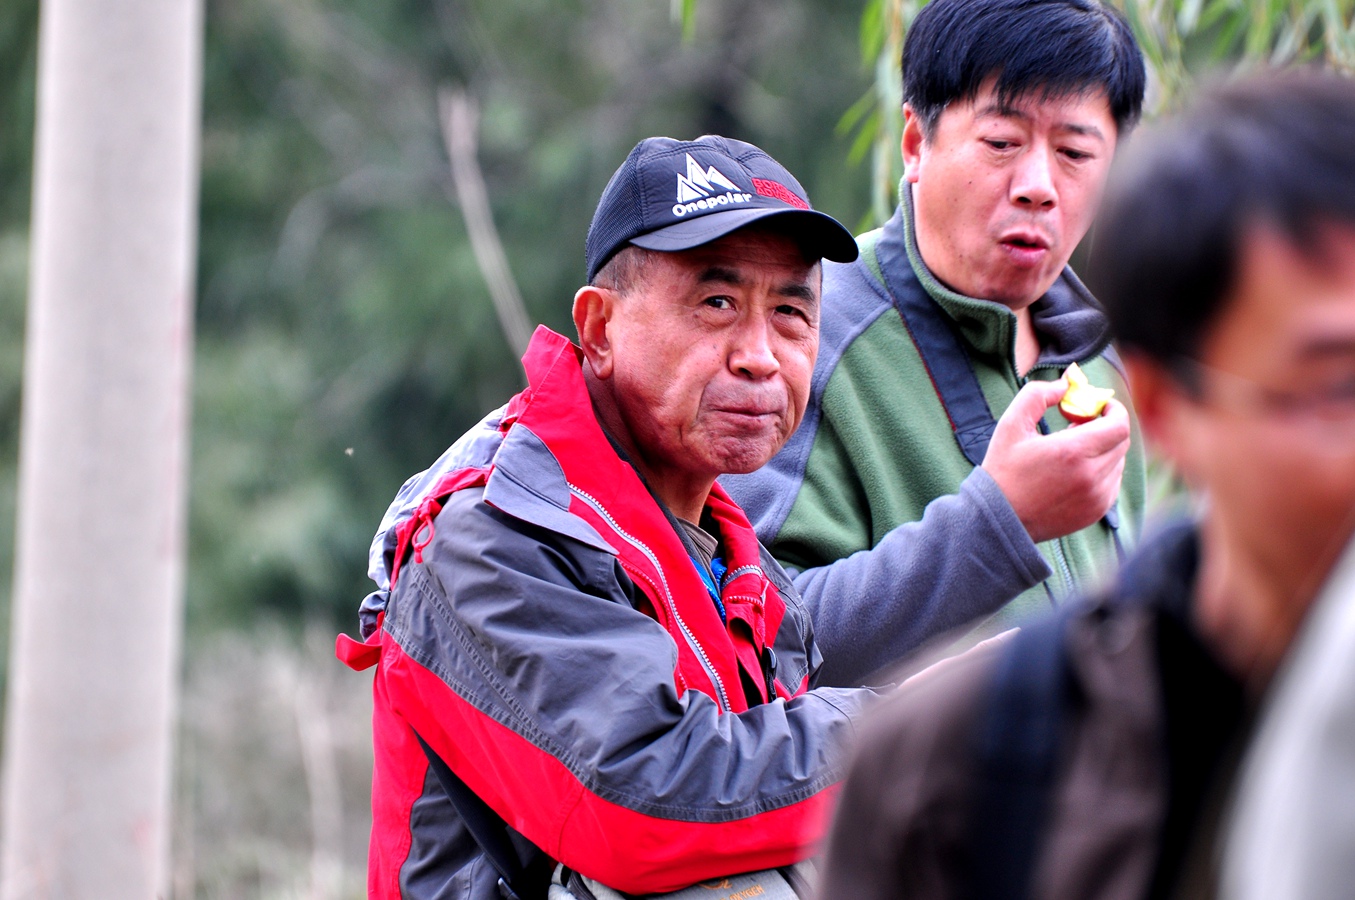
[439,86,533,368]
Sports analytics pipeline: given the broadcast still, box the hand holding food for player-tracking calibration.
[984,378,1131,542]
[1058,362,1116,424]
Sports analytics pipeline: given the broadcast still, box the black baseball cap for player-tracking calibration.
[585,135,859,282]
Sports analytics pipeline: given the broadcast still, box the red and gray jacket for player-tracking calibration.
[337,327,876,900]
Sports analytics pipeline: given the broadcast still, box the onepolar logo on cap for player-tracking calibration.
[673,154,753,217]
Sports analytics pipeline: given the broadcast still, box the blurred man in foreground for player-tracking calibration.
[818,69,1355,899]
[337,135,927,900]
[725,0,1147,682]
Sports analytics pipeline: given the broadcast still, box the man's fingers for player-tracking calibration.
[1055,398,1132,457]
[1000,378,1069,429]
[986,380,1130,543]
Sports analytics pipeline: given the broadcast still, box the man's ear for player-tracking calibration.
[902,104,925,185]
[1123,351,1195,481]
[573,285,615,380]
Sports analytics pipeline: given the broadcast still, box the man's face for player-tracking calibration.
[904,81,1118,309]
[589,228,820,499]
[1151,224,1355,629]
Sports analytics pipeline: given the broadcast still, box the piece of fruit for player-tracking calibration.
[1058,362,1115,424]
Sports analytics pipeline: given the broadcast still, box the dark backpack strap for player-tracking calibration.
[414,731,550,900]
[964,610,1077,900]
[874,210,995,468]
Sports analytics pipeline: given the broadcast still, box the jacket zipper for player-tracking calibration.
[1048,536,1076,604]
[720,564,762,587]
[568,485,732,713]
[1018,366,1078,603]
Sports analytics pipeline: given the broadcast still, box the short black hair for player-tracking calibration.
[1089,69,1355,367]
[902,0,1145,137]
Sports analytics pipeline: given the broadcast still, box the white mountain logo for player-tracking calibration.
[677,154,741,201]
[671,154,754,217]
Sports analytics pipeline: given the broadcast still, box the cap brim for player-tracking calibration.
[629,207,859,264]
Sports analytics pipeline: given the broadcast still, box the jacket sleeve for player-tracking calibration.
[724,350,1054,688]
[378,488,873,894]
[790,468,1052,686]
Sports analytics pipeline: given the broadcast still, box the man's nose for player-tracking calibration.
[1010,146,1057,209]
[730,318,780,380]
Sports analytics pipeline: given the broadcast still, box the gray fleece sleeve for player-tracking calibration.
[792,467,1051,686]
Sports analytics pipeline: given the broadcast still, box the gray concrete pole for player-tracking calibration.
[0,0,203,895]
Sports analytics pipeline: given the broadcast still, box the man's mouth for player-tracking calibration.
[706,396,787,426]
[998,230,1052,267]
[714,406,780,419]
[1000,231,1050,251]
[705,385,789,425]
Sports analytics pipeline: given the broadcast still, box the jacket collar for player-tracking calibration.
[497,326,787,711]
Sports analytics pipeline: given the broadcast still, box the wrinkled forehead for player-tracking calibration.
[636,226,823,294]
[679,222,824,270]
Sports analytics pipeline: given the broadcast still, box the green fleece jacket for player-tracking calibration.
[722,189,1147,685]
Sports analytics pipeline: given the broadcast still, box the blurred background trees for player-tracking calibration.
[2,0,1355,895]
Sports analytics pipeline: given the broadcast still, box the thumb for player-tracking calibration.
[999,378,1068,430]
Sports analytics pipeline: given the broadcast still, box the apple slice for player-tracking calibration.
[1058,362,1115,424]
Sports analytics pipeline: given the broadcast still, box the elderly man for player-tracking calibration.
[725,0,1147,680]
[337,135,903,900]
[819,69,1355,900]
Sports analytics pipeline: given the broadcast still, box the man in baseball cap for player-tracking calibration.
[339,134,916,900]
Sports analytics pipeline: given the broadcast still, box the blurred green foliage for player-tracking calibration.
[0,0,875,638]
[4,0,1355,649]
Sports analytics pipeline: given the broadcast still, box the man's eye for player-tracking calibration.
[1311,378,1355,415]
[1062,148,1092,161]
[984,139,1014,150]
[703,296,734,310]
